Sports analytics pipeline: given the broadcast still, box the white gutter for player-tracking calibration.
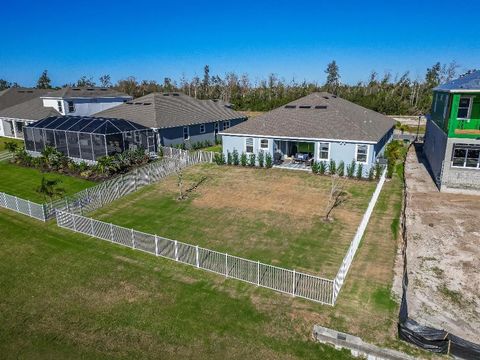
[218,132,378,144]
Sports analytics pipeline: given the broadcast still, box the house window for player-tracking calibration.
[457,97,472,119]
[356,144,368,163]
[200,123,206,134]
[452,144,480,169]
[260,139,269,149]
[68,101,75,113]
[214,122,219,134]
[183,126,189,140]
[57,100,63,113]
[245,138,254,153]
[223,120,230,130]
[319,142,329,160]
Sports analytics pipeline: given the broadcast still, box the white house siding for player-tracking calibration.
[43,97,127,116]
[222,135,378,173]
[0,117,33,139]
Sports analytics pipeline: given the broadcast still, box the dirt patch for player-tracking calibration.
[393,144,480,343]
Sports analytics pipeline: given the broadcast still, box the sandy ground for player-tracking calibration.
[393,144,480,344]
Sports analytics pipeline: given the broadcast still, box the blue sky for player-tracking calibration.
[1,0,479,86]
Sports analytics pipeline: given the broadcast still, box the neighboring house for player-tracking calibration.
[0,97,60,139]
[24,116,156,163]
[220,92,395,173]
[0,87,52,139]
[93,92,247,147]
[423,70,480,192]
[41,87,132,117]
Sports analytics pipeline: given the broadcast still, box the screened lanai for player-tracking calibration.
[24,116,156,162]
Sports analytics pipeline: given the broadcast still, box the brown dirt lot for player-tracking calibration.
[393,144,480,343]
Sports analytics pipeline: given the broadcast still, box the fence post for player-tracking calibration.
[90,218,95,236]
[257,261,260,286]
[72,214,77,231]
[14,196,19,211]
[155,235,158,256]
[195,245,199,268]
[292,269,296,297]
[174,240,178,261]
[27,200,32,217]
[110,223,114,242]
[225,253,228,278]
[131,228,135,249]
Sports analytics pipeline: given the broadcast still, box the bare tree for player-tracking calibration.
[324,175,348,221]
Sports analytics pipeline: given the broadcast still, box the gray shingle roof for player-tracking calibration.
[0,97,60,120]
[221,92,395,143]
[434,70,480,92]
[92,92,247,129]
[0,88,51,111]
[42,87,131,99]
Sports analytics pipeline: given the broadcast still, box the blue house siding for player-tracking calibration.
[160,118,246,147]
[222,134,389,174]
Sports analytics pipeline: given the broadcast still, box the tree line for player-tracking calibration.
[0,61,466,115]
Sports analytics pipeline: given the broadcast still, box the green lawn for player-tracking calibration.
[0,168,429,358]
[0,136,23,151]
[0,161,95,203]
[92,164,377,277]
[0,208,352,359]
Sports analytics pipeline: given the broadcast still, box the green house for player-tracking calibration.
[424,70,480,192]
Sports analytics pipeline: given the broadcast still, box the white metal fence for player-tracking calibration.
[45,148,215,219]
[332,169,387,302]
[56,210,335,305]
[0,192,46,221]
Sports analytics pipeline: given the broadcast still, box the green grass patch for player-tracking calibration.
[0,161,95,202]
[0,208,352,359]
[202,144,222,152]
[0,136,23,151]
[372,286,397,312]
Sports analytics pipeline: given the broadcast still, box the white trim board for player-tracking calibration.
[219,132,377,145]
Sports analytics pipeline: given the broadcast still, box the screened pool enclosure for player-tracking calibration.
[24,116,157,162]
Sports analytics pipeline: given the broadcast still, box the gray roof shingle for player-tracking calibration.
[0,97,60,120]
[0,88,51,111]
[434,70,480,92]
[221,92,395,143]
[42,87,131,99]
[93,92,247,129]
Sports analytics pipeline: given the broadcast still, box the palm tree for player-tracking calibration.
[4,141,19,153]
[41,146,61,169]
[37,177,65,202]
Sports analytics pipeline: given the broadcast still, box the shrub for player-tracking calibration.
[311,161,319,174]
[258,151,264,167]
[4,141,18,153]
[227,151,232,165]
[375,162,383,180]
[329,159,336,175]
[214,152,225,165]
[249,153,256,166]
[387,157,395,178]
[346,160,356,178]
[337,161,345,176]
[232,150,239,165]
[265,153,273,168]
[318,161,327,175]
[356,163,363,179]
[240,152,248,166]
[368,167,374,181]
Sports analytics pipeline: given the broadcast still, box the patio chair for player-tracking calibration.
[273,151,283,165]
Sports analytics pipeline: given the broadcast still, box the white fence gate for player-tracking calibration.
[0,192,46,221]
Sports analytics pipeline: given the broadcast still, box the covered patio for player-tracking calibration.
[272,140,316,170]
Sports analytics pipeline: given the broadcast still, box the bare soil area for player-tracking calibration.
[394,144,480,343]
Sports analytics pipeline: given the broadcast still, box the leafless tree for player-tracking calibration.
[324,175,348,221]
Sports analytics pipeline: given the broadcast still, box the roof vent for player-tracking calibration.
[100,88,108,91]
[299,105,311,109]
[172,93,180,96]
[323,96,329,99]
[332,95,337,98]
[285,105,296,109]
[143,102,152,105]
[134,102,142,105]
[126,102,133,104]
[163,93,170,96]
[72,88,81,91]
[86,88,95,91]
[315,105,328,109]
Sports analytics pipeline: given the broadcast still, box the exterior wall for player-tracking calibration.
[430,91,451,132]
[0,117,32,139]
[160,118,246,148]
[440,137,480,191]
[42,97,129,116]
[0,118,14,137]
[222,134,379,173]
[423,119,448,185]
[446,92,480,138]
